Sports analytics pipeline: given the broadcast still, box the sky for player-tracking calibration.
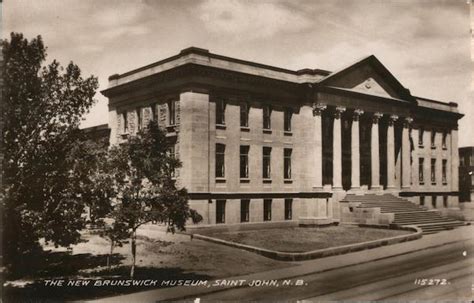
[2,0,473,146]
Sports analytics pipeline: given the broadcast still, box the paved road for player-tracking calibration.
[190,239,473,302]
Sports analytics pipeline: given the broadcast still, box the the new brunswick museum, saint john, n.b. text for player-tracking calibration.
[101,47,463,228]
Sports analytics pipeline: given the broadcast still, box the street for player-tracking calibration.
[191,239,473,301]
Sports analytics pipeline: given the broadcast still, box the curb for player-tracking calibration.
[193,225,422,261]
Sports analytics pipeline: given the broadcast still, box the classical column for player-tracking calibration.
[333,106,346,190]
[371,112,383,190]
[402,117,413,189]
[313,103,327,189]
[386,115,398,190]
[351,109,363,190]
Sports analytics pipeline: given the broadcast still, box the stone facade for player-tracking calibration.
[459,146,474,202]
[102,47,463,227]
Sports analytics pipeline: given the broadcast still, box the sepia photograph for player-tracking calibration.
[1,0,473,302]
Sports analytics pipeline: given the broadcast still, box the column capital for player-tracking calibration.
[388,114,399,126]
[352,109,364,121]
[334,106,346,119]
[403,117,414,128]
[312,103,327,116]
[372,112,383,124]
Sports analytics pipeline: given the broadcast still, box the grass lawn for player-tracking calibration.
[2,226,294,302]
[205,225,412,252]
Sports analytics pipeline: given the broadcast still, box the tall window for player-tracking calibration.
[284,148,292,180]
[122,112,128,133]
[419,158,424,184]
[136,107,142,130]
[263,199,272,221]
[152,103,158,122]
[284,199,293,220]
[442,132,447,149]
[216,144,225,178]
[216,200,226,224]
[418,128,424,146]
[263,147,272,179]
[240,103,249,127]
[442,159,447,184]
[169,144,176,178]
[431,159,436,184]
[431,130,436,148]
[240,146,249,179]
[263,105,271,130]
[240,199,250,222]
[216,99,225,125]
[168,100,176,126]
[284,108,292,132]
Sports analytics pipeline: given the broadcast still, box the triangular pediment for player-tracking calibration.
[319,55,414,101]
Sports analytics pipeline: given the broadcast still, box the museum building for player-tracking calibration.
[101,47,463,227]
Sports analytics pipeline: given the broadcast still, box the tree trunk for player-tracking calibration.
[130,230,136,279]
[107,239,114,270]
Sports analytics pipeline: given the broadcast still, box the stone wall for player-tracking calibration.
[340,203,394,225]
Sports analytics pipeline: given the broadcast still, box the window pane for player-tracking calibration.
[240,103,249,127]
[263,105,271,129]
[123,112,128,133]
[216,200,226,224]
[442,159,447,183]
[419,158,424,183]
[284,108,292,131]
[240,146,249,178]
[418,129,424,145]
[264,199,272,221]
[216,144,225,178]
[168,101,176,125]
[431,159,436,183]
[137,108,142,130]
[285,199,292,220]
[263,147,271,179]
[284,148,292,179]
[216,100,225,125]
[241,199,250,222]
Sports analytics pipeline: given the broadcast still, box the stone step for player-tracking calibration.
[394,213,443,218]
[344,193,465,235]
[394,219,454,224]
[358,204,420,207]
[379,209,427,213]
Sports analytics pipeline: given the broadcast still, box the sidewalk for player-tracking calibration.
[85,225,474,303]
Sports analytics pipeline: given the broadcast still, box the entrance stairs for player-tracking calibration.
[341,194,466,234]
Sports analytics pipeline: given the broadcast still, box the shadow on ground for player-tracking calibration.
[3,250,211,302]
[5,250,125,280]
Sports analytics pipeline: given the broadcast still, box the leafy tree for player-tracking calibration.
[1,33,99,269]
[107,121,202,278]
[96,219,129,270]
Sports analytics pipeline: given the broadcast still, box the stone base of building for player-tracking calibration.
[439,202,474,221]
